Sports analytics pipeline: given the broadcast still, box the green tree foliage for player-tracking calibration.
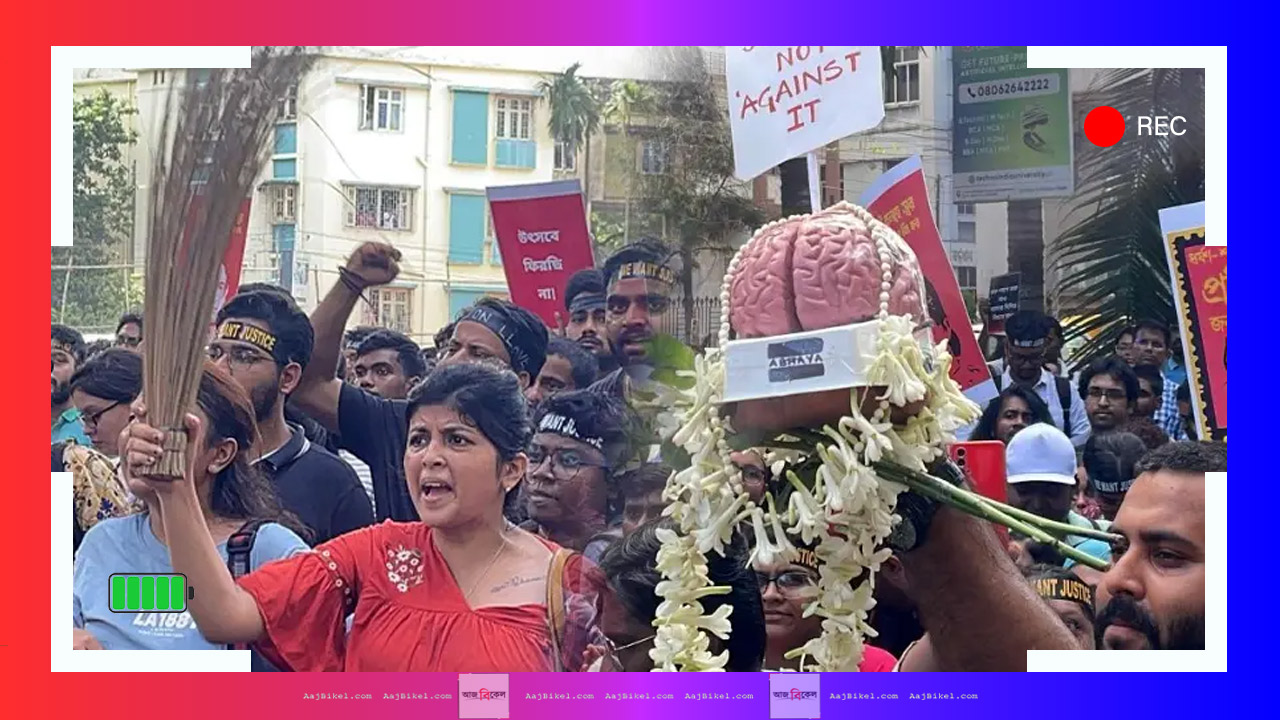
[639,48,766,340]
[55,90,138,331]
[1050,69,1204,367]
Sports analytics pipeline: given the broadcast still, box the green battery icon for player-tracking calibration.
[108,573,192,613]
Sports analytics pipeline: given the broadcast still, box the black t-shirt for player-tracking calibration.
[257,424,374,544]
[337,383,417,522]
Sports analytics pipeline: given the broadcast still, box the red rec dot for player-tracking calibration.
[1084,106,1125,147]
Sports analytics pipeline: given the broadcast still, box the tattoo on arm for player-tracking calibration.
[490,575,540,594]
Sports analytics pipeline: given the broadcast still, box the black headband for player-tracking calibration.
[1010,336,1048,349]
[615,261,675,286]
[1033,576,1095,615]
[537,412,605,451]
[568,291,606,314]
[459,305,532,375]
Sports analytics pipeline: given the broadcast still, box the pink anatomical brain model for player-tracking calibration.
[729,203,926,339]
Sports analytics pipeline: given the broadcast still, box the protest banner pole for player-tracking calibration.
[807,150,822,211]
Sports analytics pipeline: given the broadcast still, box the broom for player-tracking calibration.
[142,47,313,480]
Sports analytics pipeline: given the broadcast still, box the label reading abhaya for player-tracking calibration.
[767,337,825,382]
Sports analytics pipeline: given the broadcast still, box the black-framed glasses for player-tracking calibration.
[116,335,142,348]
[527,444,608,479]
[81,401,122,430]
[207,344,275,370]
[755,570,818,595]
[1086,388,1128,402]
[736,465,767,484]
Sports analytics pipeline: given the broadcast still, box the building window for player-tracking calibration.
[269,184,297,223]
[345,186,413,231]
[956,202,975,216]
[554,140,576,171]
[958,220,976,244]
[360,86,404,132]
[495,96,532,140]
[957,266,977,289]
[885,47,921,106]
[640,140,669,175]
[152,70,166,86]
[367,288,413,334]
[278,84,298,121]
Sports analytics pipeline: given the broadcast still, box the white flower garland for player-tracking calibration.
[653,202,979,673]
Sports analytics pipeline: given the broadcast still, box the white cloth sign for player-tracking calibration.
[726,46,885,181]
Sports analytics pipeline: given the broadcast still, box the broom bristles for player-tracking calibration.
[143,47,313,480]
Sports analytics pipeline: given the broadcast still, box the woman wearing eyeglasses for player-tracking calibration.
[756,543,897,672]
[522,386,635,563]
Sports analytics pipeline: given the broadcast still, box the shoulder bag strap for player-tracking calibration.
[225,519,266,651]
[1055,376,1073,433]
[545,548,571,671]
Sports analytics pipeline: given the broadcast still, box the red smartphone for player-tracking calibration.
[948,441,1008,543]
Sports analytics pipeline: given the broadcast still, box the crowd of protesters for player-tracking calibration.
[58,235,1222,670]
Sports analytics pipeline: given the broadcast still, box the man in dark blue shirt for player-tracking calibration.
[211,289,373,544]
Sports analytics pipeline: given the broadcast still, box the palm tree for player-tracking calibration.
[539,63,601,208]
[1050,68,1204,367]
[604,79,654,241]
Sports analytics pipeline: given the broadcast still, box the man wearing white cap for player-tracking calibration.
[1005,424,1112,565]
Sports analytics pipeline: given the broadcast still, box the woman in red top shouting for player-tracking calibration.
[123,362,606,672]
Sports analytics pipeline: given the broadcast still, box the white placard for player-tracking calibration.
[726,46,884,181]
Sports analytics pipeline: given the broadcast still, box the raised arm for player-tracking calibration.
[123,414,264,645]
[292,242,402,431]
[901,506,1076,671]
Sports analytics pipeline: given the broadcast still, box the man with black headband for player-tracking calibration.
[1095,441,1221,650]
[214,290,372,544]
[438,296,548,388]
[996,310,1089,446]
[522,386,635,561]
[602,239,676,370]
[294,243,548,522]
[52,324,91,446]
[1025,564,1096,649]
[563,268,618,374]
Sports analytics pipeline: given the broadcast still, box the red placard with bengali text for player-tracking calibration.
[487,180,595,326]
[860,156,995,405]
[1165,224,1225,442]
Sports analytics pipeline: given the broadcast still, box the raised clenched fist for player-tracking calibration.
[345,242,402,288]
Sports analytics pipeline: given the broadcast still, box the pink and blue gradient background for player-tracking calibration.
[10,7,1255,717]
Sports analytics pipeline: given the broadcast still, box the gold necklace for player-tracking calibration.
[461,521,513,603]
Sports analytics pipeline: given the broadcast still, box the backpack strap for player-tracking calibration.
[545,548,572,671]
[225,519,267,651]
[988,364,1004,392]
[1054,376,1073,434]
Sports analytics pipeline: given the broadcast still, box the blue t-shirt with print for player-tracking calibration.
[73,513,306,655]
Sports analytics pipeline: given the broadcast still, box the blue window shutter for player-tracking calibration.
[274,124,297,155]
[451,91,489,164]
[449,289,484,320]
[272,225,296,292]
[448,194,485,264]
[273,158,296,179]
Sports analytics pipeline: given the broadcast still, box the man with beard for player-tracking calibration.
[602,239,676,376]
[212,290,372,544]
[563,268,618,375]
[52,324,91,446]
[351,329,425,399]
[1095,441,1222,650]
[1079,356,1138,435]
[1132,364,1164,420]
[293,242,547,521]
